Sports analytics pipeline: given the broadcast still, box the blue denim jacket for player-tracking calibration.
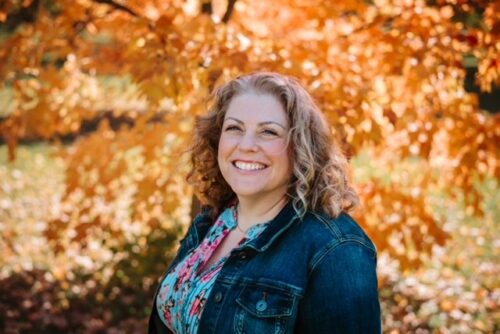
[148,201,382,333]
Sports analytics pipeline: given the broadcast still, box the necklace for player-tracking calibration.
[235,223,248,234]
[235,204,249,234]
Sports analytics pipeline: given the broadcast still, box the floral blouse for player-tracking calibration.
[156,204,270,334]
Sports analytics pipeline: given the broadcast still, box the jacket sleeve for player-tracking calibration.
[296,241,382,333]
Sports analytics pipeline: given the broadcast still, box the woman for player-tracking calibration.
[148,72,381,333]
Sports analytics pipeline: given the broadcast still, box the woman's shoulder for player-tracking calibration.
[298,209,377,254]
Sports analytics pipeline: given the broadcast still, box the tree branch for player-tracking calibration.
[201,0,213,15]
[0,0,40,31]
[337,12,402,38]
[93,0,139,17]
[222,0,237,23]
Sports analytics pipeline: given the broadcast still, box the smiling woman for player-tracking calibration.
[217,93,292,220]
[149,72,382,334]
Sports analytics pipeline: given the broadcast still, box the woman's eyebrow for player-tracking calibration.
[224,117,244,124]
[225,117,287,129]
[259,121,287,130]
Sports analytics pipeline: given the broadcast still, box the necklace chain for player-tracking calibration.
[235,204,248,234]
[235,223,248,234]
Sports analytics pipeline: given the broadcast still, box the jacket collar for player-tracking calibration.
[194,200,301,252]
[245,200,300,252]
[192,206,215,245]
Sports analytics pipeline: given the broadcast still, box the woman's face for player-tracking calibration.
[217,92,292,202]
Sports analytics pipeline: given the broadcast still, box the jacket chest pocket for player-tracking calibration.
[234,284,297,334]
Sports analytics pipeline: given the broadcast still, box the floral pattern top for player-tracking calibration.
[155,204,270,334]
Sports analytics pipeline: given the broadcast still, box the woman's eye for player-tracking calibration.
[262,129,278,136]
[225,126,241,131]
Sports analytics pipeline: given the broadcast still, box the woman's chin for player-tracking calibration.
[232,188,264,198]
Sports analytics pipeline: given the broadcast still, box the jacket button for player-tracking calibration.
[256,300,267,311]
[239,252,247,260]
[214,292,223,303]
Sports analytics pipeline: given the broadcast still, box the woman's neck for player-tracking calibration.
[236,194,289,230]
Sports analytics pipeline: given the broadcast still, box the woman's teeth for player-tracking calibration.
[234,161,267,171]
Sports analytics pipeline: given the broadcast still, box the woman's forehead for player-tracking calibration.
[224,93,288,126]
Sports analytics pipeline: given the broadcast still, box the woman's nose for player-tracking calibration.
[238,133,259,151]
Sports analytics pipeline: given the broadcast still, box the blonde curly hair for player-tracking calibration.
[187,72,359,219]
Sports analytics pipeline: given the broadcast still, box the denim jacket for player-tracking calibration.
[148,201,382,334]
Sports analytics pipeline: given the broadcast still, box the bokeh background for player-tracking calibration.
[0,0,498,333]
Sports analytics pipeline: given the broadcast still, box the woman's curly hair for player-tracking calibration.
[187,72,359,219]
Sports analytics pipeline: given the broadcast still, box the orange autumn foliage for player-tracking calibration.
[0,0,498,274]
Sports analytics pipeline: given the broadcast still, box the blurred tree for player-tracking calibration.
[0,0,498,279]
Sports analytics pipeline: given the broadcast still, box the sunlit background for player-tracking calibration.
[0,0,498,333]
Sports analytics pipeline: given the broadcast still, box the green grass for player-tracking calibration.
[0,143,65,275]
[0,74,141,119]
[0,86,15,118]
[0,142,62,166]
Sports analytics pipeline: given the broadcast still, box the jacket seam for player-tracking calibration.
[309,239,377,276]
[311,212,343,241]
[217,277,304,296]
